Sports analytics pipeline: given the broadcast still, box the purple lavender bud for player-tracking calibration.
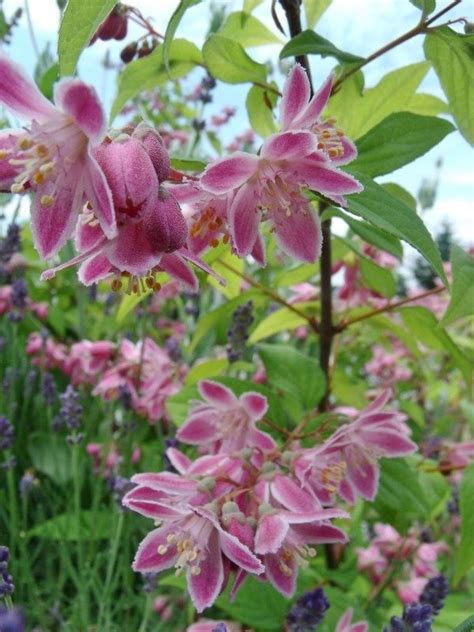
[0,547,9,564]
[41,372,57,406]
[10,278,27,309]
[0,456,16,471]
[0,417,14,450]
[212,624,229,632]
[385,604,433,632]
[419,575,449,616]
[107,475,134,508]
[141,572,158,593]
[226,300,254,363]
[164,337,182,362]
[19,472,36,498]
[0,223,21,264]
[0,606,25,632]
[286,587,330,631]
[59,385,82,430]
[117,384,132,411]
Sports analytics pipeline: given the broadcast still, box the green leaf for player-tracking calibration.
[115,272,168,323]
[405,92,449,116]
[202,34,267,84]
[359,256,396,297]
[344,171,446,284]
[246,85,278,138]
[163,0,202,72]
[248,302,315,343]
[185,358,229,385]
[243,0,265,11]
[280,30,364,64]
[454,462,474,583]
[304,0,332,28]
[28,433,72,484]
[111,39,201,120]
[424,27,474,144]
[410,0,436,15]
[352,112,454,177]
[274,263,316,287]
[208,249,245,299]
[326,62,431,138]
[170,157,207,172]
[220,11,282,46]
[439,245,474,326]
[28,511,115,540]
[453,615,474,632]
[381,182,417,212]
[400,306,472,386]
[259,343,326,412]
[58,0,116,76]
[334,209,403,258]
[37,62,59,100]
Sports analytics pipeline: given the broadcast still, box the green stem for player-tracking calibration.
[97,511,125,630]
[138,593,153,632]
[72,444,88,623]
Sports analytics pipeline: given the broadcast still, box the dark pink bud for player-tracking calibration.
[143,188,187,254]
[133,124,170,183]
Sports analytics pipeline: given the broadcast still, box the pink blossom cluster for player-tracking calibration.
[124,382,416,612]
[0,285,48,319]
[356,523,447,605]
[26,333,185,422]
[0,56,362,288]
[365,342,412,387]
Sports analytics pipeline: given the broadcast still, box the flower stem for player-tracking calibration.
[97,511,125,629]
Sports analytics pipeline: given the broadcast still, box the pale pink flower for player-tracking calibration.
[397,575,429,605]
[176,380,275,453]
[335,608,369,632]
[0,55,115,258]
[365,344,412,387]
[442,440,474,469]
[64,340,115,385]
[26,332,68,370]
[187,620,241,632]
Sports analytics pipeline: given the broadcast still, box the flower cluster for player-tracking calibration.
[356,523,448,604]
[26,333,186,423]
[124,381,415,612]
[0,284,48,321]
[1,56,361,291]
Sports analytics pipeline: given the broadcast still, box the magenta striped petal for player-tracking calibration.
[292,73,333,130]
[188,529,224,612]
[228,182,261,257]
[54,78,106,140]
[265,552,297,597]
[77,252,112,285]
[255,514,288,555]
[261,131,317,161]
[240,392,268,419]
[219,530,264,574]
[201,152,258,194]
[198,380,237,408]
[132,526,178,573]
[280,64,311,130]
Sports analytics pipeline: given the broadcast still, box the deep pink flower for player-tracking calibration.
[201,129,361,263]
[335,608,368,632]
[0,55,115,259]
[177,380,275,453]
[64,340,115,385]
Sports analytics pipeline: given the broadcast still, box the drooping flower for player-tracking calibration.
[0,54,115,259]
[176,380,275,453]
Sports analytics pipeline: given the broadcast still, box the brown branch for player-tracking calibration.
[336,286,446,331]
[216,258,319,332]
[278,0,313,92]
[333,0,462,91]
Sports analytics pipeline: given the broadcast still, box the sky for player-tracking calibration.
[1,0,473,258]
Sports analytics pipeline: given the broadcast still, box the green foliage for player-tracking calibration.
[424,27,474,145]
[410,0,436,15]
[219,11,282,46]
[111,39,202,120]
[202,34,267,84]
[344,171,447,284]
[248,302,315,343]
[352,112,454,177]
[454,462,474,583]
[28,433,73,484]
[334,209,403,259]
[303,0,332,28]
[440,245,474,327]
[28,511,115,540]
[327,62,431,138]
[280,30,364,64]
[58,0,116,76]
[163,0,202,72]
[246,85,278,137]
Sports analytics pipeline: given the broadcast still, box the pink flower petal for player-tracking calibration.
[31,175,82,259]
[299,157,363,199]
[255,514,288,554]
[198,381,237,408]
[188,529,224,612]
[54,78,106,140]
[165,447,192,474]
[335,608,354,632]
[83,152,116,239]
[131,472,196,493]
[292,73,333,129]
[179,247,226,286]
[132,526,178,572]
[364,389,392,413]
[293,522,348,543]
[332,137,358,166]
[248,428,276,451]
[75,215,105,252]
[106,221,162,275]
[272,474,320,513]
[159,253,198,291]
[122,486,184,519]
[352,624,369,632]
[144,190,187,254]
[228,183,261,258]
[77,252,112,285]
[219,530,264,574]
[261,131,316,161]
[280,64,311,130]
[361,429,416,456]
[240,392,268,420]
[265,553,297,597]
[177,413,217,445]
[346,457,379,501]
[201,152,258,194]
[0,54,57,120]
[250,233,266,266]
[273,201,322,263]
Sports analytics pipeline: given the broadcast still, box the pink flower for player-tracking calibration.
[187,620,241,632]
[297,391,416,504]
[64,340,115,385]
[176,380,275,453]
[335,609,369,632]
[397,575,429,605]
[201,127,361,263]
[0,55,115,258]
